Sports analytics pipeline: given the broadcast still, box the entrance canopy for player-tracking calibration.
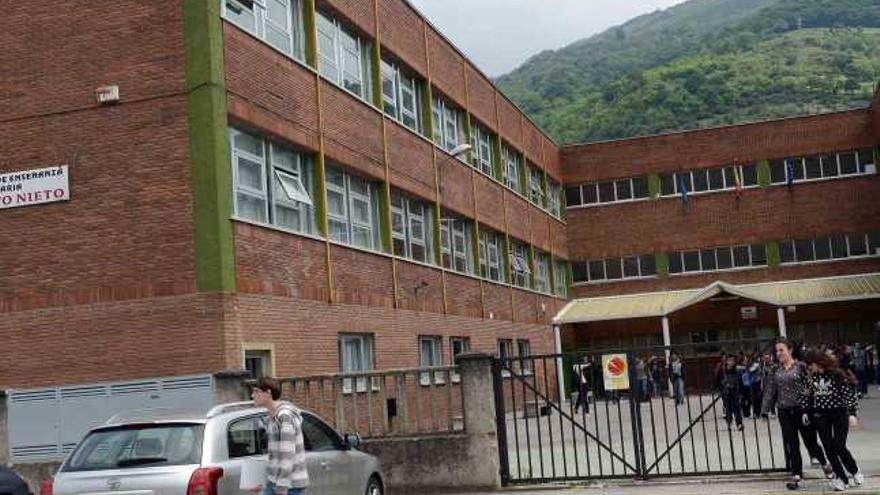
[554,273,880,325]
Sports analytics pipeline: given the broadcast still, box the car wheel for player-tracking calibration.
[365,475,383,495]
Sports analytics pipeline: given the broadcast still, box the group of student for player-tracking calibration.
[760,339,865,491]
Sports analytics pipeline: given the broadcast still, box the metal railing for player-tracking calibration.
[277,365,465,438]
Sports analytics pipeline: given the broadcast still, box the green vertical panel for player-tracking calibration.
[422,83,435,142]
[559,187,566,220]
[766,241,781,267]
[757,159,771,187]
[541,170,549,209]
[314,154,328,237]
[303,0,318,68]
[371,43,383,109]
[379,182,393,253]
[503,235,512,283]
[519,153,528,197]
[183,0,235,293]
[433,204,442,266]
[874,146,879,166]
[566,261,573,298]
[548,256,557,297]
[655,252,669,278]
[463,112,474,165]
[493,135,504,182]
[648,173,661,199]
[471,222,481,277]
[528,245,536,290]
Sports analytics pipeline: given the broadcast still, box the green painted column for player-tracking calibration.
[757,159,771,187]
[518,153,528,197]
[471,222,482,276]
[502,235,512,284]
[378,182,393,254]
[302,0,318,68]
[313,154,329,237]
[648,173,661,199]
[422,83,435,142]
[371,42,383,109]
[433,205,442,266]
[766,241,781,267]
[183,0,235,293]
[527,245,536,290]
[655,252,669,278]
[493,136,504,182]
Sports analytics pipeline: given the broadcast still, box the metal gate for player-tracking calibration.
[493,340,789,485]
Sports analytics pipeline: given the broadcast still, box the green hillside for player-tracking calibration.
[497,0,880,144]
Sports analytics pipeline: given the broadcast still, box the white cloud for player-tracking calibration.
[408,0,690,76]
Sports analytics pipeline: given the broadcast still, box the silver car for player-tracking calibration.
[49,402,384,495]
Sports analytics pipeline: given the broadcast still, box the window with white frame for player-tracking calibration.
[553,260,568,296]
[431,95,465,155]
[510,241,532,289]
[440,214,474,274]
[779,232,880,264]
[527,165,545,207]
[498,339,514,376]
[316,11,372,102]
[533,251,551,293]
[469,122,496,178]
[339,333,374,393]
[573,254,656,284]
[326,165,381,251]
[230,128,316,233]
[547,179,562,217]
[391,191,435,264]
[380,58,423,134]
[566,176,650,208]
[769,148,876,185]
[222,0,305,60]
[478,229,506,283]
[660,163,757,197]
[502,143,522,194]
[667,244,767,275]
[449,337,470,382]
[419,336,443,385]
[517,340,532,374]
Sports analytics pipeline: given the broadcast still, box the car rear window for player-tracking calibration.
[62,423,204,472]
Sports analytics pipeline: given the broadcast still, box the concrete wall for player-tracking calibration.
[361,434,497,492]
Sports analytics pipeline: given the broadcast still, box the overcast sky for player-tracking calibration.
[408,0,690,77]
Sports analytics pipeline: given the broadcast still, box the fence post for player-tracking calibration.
[212,370,250,405]
[0,390,8,466]
[456,352,502,490]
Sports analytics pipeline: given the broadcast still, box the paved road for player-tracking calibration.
[478,388,880,494]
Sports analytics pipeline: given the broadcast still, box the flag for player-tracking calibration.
[785,158,796,189]
[678,174,689,206]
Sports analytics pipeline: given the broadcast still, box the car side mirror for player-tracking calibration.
[342,433,361,450]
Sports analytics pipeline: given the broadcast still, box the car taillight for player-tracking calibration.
[40,478,53,495]
[187,468,223,495]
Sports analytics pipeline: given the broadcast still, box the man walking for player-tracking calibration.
[251,377,309,495]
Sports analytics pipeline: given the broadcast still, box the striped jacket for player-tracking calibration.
[266,401,309,489]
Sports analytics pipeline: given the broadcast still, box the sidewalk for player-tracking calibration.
[446,470,880,494]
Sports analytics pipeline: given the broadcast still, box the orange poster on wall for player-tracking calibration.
[602,353,630,391]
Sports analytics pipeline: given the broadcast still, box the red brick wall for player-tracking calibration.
[562,109,875,183]
[504,194,531,243]
[474,175,506,233]
[321,82,385,179]
[523,121,543,165]
[234,222,329,302]
[232,294,555,376]
[873,88,880,141]
[427,28,466,106]
[396,262,444,314]
[224,26,320,150]
[483,284,513,322]
[0,1,195,312]
[439,156,475,217]
[0,294,228,389]
[386,122,435,200]
[320,0,375,37]
[330,246,395,307]
[497,96,523,149]
[566,175,880,261]
[378,0,427,74]
[445,273,483,318]
[551,220,569,259]
[465,67,497,128]
[530,207,551,253]
[544,135,563,183]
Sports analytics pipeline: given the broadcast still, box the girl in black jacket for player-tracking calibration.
[803,351,864,491]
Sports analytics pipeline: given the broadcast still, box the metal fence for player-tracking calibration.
[277,365,465,438]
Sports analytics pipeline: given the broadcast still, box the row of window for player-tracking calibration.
[564,147,877,209]
[230,128,570,295]
[340,333,532,384]
[769,149,876,184]
[223,2,564,220]
[779,232,880,264]
[572,255,656,284]
[668,244,767,275]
